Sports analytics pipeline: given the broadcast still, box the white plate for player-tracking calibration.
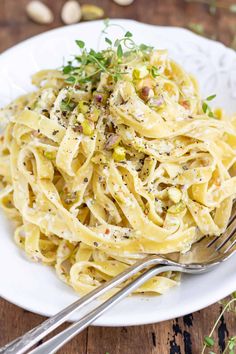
[0,19,236,327]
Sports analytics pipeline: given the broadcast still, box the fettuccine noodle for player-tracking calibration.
[0,40,236,295]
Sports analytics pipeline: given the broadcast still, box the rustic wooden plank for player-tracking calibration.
[0,1,236,353]
[1,296,236,354]
[0,300,87,354]
[86,303,236,354]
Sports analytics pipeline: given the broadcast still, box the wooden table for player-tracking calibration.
[0,1,236,353]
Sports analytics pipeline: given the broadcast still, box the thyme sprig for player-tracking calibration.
[62,20,153,86]
[202,94,216,117]
[201,293,236,354]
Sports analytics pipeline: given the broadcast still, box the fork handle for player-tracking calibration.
[29,264,197,354]
[0,255,169,354]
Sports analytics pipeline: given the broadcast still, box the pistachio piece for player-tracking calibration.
[133,66,149,79]
[93,91,109,104]
[105,134,121,150]
[81,119,94,136]
[61,0,81,25]
[140,86,154,101]
[77,101,89,114]
[81,4,104,20]
[26,1,54,24]
[88,107,100,122]
[113,146,126,162]
[113,0,134,5]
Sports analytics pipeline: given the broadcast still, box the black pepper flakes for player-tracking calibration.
[52,130,59,136]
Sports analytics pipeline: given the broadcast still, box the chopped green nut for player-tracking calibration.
[168,201,186,214]
[44,151,54,160]
[81,119,94,136]
[113,146,126,162]
[89,107,100,122]
[78,101,89,114]
[105,134,121,150]
[214,108,222,119]
[204,336,214,347]
[133,66,149,79]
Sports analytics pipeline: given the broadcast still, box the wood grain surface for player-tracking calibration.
[0,1,236,353]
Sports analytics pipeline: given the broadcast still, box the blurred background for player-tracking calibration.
[1,0,236,53]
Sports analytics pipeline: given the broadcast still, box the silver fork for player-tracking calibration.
[1,204,236,354]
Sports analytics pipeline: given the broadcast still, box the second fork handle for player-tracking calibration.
[30,264,193,354]
[0,255,170,354]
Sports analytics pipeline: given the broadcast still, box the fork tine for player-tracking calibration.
[207,236,218,248]
[215,214,236,251]
[224,238,236,253]
[207,199,236,248]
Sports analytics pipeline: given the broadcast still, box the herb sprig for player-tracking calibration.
[201,293,236,354]
[202,94,216,117]
[62,20,154,87]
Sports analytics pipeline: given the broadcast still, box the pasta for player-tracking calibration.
[0,35,236,296]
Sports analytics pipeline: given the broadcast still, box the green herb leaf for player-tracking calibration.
[65,76,76,84]
[204,336,214,347]
[105,37,112,45]
[206,94,216,101]
[60,100,76,112]
[229,337,236,350]
[63,65,73,74]
[202,101,208,113]
[114,39,120,47]
[125,31,132,38]
[151,66,160,78]
[139,43,153,52]
[76,40,85,49]
[117,44,123,59]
